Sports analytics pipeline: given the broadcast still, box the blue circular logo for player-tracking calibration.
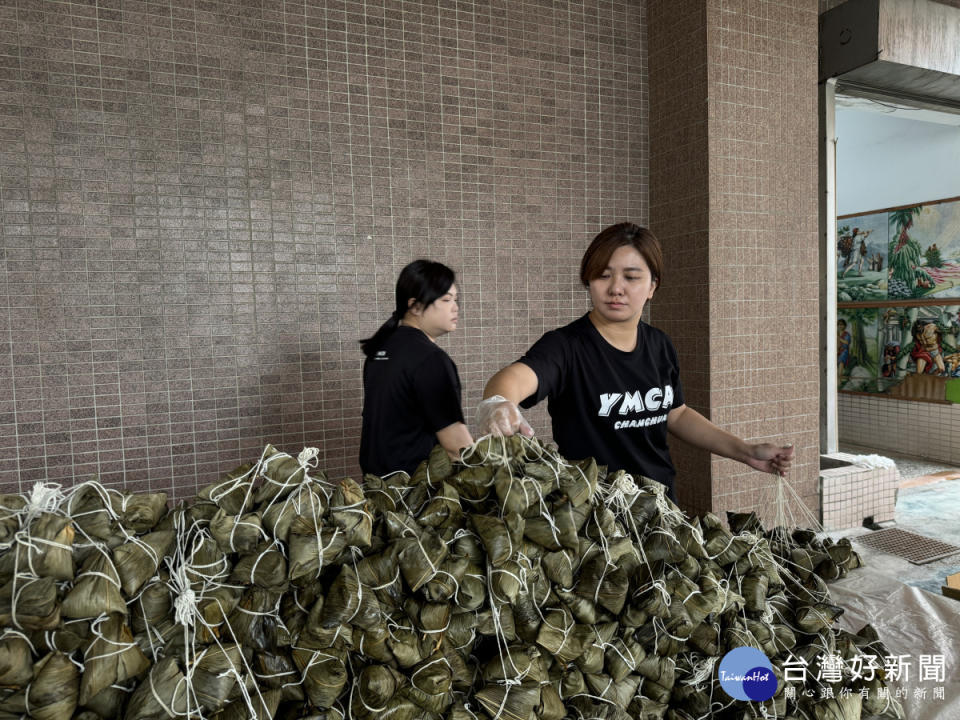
[717,647,777,701]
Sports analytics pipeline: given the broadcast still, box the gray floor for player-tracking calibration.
[835,444,960,596]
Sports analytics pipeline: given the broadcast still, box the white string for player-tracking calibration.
[161,510,269,720]
[682,655,719,687]
[0,627,36,656]
[297,447,320,469]
[25,483,65,519]
[147,665,182,719]
[84,613,144,663]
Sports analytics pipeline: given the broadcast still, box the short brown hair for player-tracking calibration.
[579,223,663,287]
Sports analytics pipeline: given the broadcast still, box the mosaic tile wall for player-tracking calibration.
[0,0,649,498]
[647,0,712,511]
[703,0,821,522]
[649,0,821,521]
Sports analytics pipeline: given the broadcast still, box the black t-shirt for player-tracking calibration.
[518,314,685,492]
[359,326,465,476]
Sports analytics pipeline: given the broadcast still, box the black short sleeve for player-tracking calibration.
[360,327,466,477]
[412,351,465,432]
[506,314,685,495]
[516,330,570,408]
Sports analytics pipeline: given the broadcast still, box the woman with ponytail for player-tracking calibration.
[358,259,473,476]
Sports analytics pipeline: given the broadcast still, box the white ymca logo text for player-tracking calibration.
[599,386,674,430]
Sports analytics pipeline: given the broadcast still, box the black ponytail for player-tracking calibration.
[360,260,456,358]
[359,311,402,359]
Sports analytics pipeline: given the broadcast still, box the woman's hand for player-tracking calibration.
[476,395,535,437]
[668,406,795,476]
[745,443,795,475]
[436,422,474,460]
[479,363,540,437]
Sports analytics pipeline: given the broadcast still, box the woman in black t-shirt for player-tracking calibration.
[477,223,793,498]
[359,260,473,476]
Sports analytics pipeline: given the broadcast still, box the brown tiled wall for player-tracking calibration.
[705,1,820,521]
[650,0,821,522]
[0,0,648,498]
[647,1,713,515]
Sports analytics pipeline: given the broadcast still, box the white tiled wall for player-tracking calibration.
[838,394,960,464]
[820,452,898,530]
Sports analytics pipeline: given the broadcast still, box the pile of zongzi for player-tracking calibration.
[0,438,902,720]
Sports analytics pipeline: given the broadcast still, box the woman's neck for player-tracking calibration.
[399,315,436,343]
[588,309,639,351]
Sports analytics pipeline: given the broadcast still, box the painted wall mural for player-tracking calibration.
[838,197,960,302]
[837,211,888,301]
[837,305,960,393]
[838,196,960,397]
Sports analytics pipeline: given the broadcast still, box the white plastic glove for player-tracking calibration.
[476,395,535,437]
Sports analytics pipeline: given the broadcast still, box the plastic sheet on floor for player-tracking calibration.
[829,568,960,719]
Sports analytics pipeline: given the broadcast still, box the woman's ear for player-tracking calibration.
[407,297,422,316]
